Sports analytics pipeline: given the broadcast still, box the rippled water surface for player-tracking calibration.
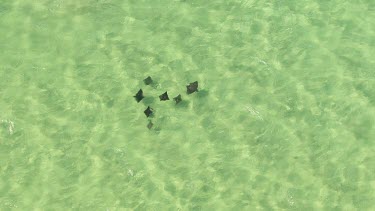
[1,0,374,210]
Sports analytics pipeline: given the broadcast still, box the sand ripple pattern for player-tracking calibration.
[0,0,374,210]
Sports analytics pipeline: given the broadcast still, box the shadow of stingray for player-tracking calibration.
[175,99,190,108]
[196,89,209,98]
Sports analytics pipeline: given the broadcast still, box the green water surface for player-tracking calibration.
[1,0,374,210]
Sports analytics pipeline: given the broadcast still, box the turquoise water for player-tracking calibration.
[1,0,374,210]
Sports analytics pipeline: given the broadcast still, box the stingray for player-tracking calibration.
[144,106,153,117]
[134,89,144,103]
[186,81,198,94]
[159,91,169,101]
[173,94,182,104]
[144,76,153,85]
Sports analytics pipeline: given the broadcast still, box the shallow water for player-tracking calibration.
[1,0,374,210]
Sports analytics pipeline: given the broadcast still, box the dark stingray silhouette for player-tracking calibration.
[159,91,169,101]
[144,106,153,117]
[173,94,182,104]
[144,76,153,85]
[134,89,144,103]
[186,81,198,94]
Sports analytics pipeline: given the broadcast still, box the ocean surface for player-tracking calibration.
[1,0,374,210]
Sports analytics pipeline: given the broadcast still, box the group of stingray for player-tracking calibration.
[134,76,198,129]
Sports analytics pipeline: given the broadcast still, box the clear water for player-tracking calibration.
[1,0,374,210]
